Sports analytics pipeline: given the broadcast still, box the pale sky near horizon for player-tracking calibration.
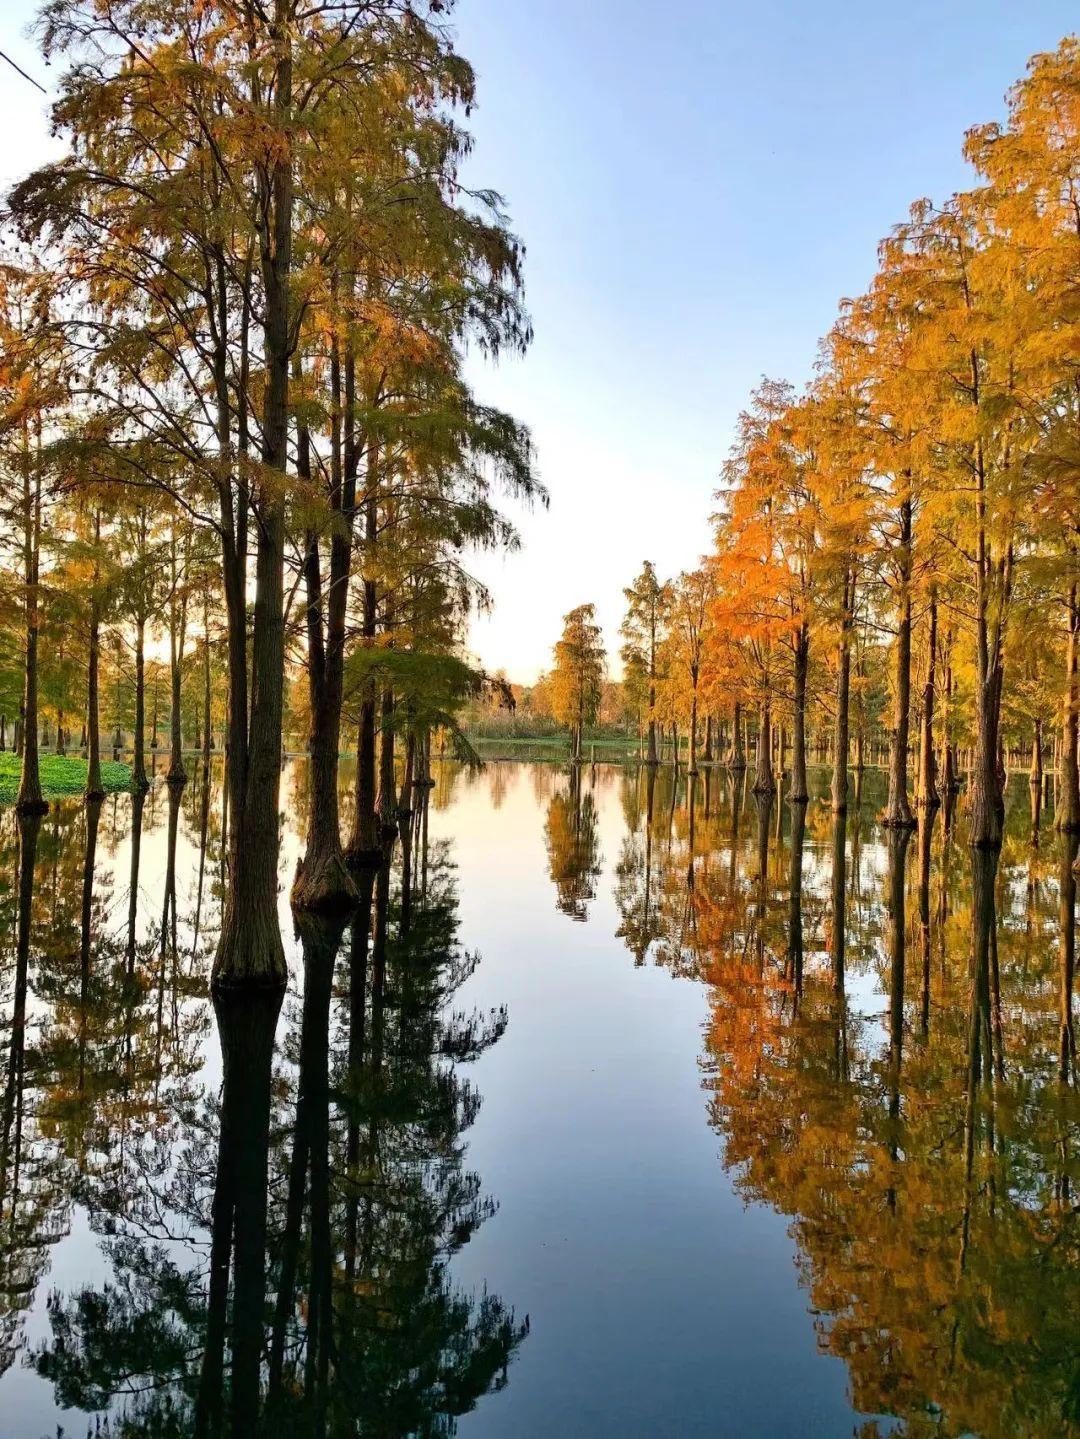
[3,1,1078,683]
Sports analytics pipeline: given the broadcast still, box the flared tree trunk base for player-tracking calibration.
[291,846,357,913]
[969,789,1003,850]
[212,897,287,991]
[882,812,918,830]
[16,796,48,817]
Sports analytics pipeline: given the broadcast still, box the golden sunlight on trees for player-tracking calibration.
[620,38,1080,845]
[550,604,605,763]
[0,0,541,987]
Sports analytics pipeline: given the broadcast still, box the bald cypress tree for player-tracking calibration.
[552,604,605,763]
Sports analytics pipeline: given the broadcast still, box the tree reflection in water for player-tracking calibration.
[544,768,602,921]
[0,761,521,1436]
[5,760,1080,1435]
[615,762,1080,1438]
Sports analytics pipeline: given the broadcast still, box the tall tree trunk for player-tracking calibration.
[940,646,957,800]
[213,35,293,989]
[347,434,381,865]
[291,338,357,910]
[753,698,774,795]
[832,566,853,813]
[918,797,934,1035]
[970,626,1004,848]
[167,534,188,786]
[917,593,939,811]
[790,622,809,803]
[884,497,915,828]
[56,677,66,756]
[646,672,658,766]
[969,438,1008,849]
[1059,582,1080,832]
[293,516,354,907]
[132,618,149,792]
[730,700,746,770]
[688,682,699,775]
[1029,718,1043,841]
[294,318,360,907]
[830,813,848,1065]
[16,420,45,816]
[86,514,104,801]
[376,688,396,845]
[776,723,786,785]
[202,592,212,764]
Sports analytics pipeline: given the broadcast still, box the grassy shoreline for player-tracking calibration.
[465,734,641,762]
[0,753,133,805]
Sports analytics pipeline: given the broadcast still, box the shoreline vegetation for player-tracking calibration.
[0,752,131,805]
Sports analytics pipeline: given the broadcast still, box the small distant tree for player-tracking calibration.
[620,562,671,765]
[551,604,605,762]
[668,566,717,774]
[620,651,649,748]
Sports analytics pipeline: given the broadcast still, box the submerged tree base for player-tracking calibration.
[290,848,357,913]
[212,903,288,991]
[345,843,384,872]
[882,814,918,830]
[15,795,49,816]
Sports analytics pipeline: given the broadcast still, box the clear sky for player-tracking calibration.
[3,0,1078,682]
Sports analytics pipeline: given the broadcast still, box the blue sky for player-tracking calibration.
[3,0,1078,680]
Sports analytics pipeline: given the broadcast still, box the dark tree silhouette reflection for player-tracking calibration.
[27,775,522,1437]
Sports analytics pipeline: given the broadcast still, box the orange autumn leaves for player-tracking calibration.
[690,38,1080,835]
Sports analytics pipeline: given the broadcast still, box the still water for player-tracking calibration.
[0,757,1077,1437]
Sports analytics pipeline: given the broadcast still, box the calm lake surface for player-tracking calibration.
[0,757,1077,1437]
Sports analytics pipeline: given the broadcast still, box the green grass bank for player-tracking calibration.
[0,753,133,805]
